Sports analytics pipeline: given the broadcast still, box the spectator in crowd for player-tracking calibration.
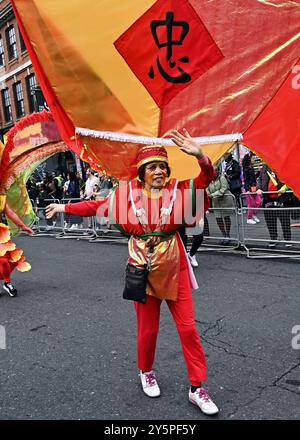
[91,184,101,201]
[42,171,50,187]
[76,171,85,196]
[224,152,242,206]
[53,169,64,191]
[65,172,80,199]
[242,154,261,224]
[99,174,113,198]
[63,176,70,197]
[207,165,236,245]
[82,168,100,229]
[179,215,209,268]
[83,168,100,200]
[257,165,292,247]
[48,176,63,201]
[26,176,39,204]
[65,171,83,229]
[37,183,56,228]
[43,174,55,197]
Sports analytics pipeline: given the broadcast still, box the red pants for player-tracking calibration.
[0,257,12,282]
[134,268,207,386]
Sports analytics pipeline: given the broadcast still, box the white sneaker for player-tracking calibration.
[252,216,260,223]
[189,387,219,416]
[247,218,256,224]
[69,224,78,229]
[140,370,160,398]
[188,253,198,267]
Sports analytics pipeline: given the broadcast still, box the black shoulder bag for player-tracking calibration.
[122,263,149,304]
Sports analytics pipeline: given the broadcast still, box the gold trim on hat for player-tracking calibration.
[137,156,169,170]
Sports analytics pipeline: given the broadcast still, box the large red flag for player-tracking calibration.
[244,61,300,198]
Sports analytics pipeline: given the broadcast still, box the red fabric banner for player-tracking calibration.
[244,61,300,198]
[10,0,81,156]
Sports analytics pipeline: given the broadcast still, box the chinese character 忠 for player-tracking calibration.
[149,11,191,84]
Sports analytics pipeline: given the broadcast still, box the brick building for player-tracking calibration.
[0,0,78,174]
[0,0,47,139]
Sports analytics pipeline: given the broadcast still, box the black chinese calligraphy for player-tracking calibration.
[149,11,191,83]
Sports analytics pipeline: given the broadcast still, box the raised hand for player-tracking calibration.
[170,128,204,159]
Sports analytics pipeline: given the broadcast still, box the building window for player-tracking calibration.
[0,37,4,66]
[26,73,37,113]
[19,28,26,52]
[6,26,17,60]
[1,88,12,123]
[13,81,25,118]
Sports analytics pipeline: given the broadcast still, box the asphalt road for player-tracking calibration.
[0,235,300,420]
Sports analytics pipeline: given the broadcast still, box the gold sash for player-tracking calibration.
[128,233,180,301]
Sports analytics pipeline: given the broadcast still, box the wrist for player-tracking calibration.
[197,153,208,163]
[195,148,205,159]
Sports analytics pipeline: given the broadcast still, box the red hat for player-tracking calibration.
[136,145,168,170]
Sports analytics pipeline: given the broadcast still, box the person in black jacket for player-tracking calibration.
[65,172,83,229]
[224,152,242,206]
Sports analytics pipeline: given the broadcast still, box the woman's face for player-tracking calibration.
[144,161,168,190]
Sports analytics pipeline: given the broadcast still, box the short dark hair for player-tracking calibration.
[138,162,171,182]
[224,152,233,162]
[242,153,251,168]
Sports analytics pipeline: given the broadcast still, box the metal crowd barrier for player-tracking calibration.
[57,198,96,239]
[195,194,240,251]
[27,190,300,259]
[31,198,64,235]
[239,191,300,258]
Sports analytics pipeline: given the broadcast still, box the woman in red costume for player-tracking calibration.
[0,195,32,297]
[46,129,219,415]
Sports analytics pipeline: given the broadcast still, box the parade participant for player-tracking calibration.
[46,129,219,416]
[0,195,32,297]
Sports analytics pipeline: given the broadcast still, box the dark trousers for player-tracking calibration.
[231,188,242,208]
[178,215,209,255]
[264,207,291,241]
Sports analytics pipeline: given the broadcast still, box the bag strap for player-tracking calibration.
[109,184,177,241]
[189,178,196,217]
[108,186,130,237]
